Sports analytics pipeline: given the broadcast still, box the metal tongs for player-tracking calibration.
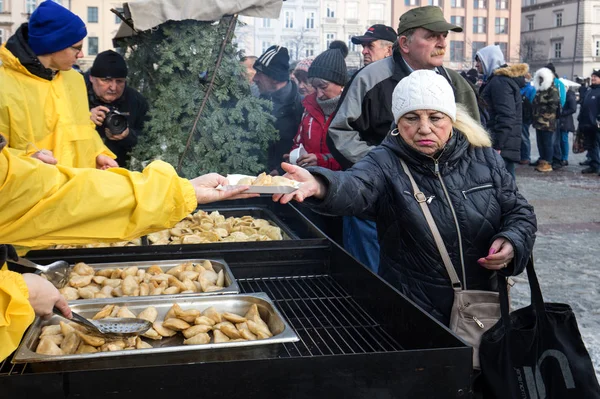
[12,256,73,289]
[53,307,152,337]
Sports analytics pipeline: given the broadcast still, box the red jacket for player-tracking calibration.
[290,93,341,170]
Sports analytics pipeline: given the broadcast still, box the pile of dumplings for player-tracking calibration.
[59,260,226,301]
[147,210,283,245]
[35,303,274,356]
[237,172,299,187]
[49,238,142,250]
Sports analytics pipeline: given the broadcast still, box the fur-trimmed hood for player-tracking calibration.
[494,63,529,78]
[534,67,554,91]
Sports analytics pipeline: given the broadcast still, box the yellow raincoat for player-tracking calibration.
[0,43,115,168]
[0,137,197,360]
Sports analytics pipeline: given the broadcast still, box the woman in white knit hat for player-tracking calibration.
[272,69,536,329]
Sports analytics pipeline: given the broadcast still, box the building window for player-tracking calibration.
[284,10,294,29]
[495,18,508,34]
[496,0,507,8]
[450,41,464,61]
[87,6,98,23]
[428,0,441,5]
[52,0,62,4]
[326,4,336,18]
[114,7,123,24]
[370,4,384,20]
[524,0,536,4]
[495,42,508,59]
[262,19,271,28]
[305,43,315,57]
[596,40,600,56]
[261,41,271,53]
[474,0,486,8]
[25,0,36,14]
[326,33,336,48]
[348,34,359,52]
[347,3,358,19]
[306,11,315,29]
[554,42,562,58]
[405,0,420,5]
[451,0,463,7]
[473,17,486,33]
[450,16,464,28]
[555,12,562,27]
[472,41,486,59]
[527,15,534,31]
[0,29,4,44]
[88,37,98,55]
[0,0,3,13]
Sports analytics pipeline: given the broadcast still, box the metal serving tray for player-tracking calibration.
[69,258,239,302]
[13,293,298,364]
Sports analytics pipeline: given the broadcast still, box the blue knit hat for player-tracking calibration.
[28,1,87,56]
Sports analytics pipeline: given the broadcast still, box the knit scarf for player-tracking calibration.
[317,95,341,121]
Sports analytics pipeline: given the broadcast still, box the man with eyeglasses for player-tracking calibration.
[0,0,117,169]
[86,50,149,167]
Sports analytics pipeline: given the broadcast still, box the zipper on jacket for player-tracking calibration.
[461,184,493,199]
[433,157,468,289]
[473,316,485,328]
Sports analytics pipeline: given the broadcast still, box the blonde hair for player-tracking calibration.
[452,104,492,147]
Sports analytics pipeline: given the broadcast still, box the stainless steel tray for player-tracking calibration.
[13,293,298,363]
[69,258,239,303]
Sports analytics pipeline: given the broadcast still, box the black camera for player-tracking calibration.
[103,107,128,136]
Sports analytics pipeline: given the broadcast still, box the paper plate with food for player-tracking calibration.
[218,172,301,194]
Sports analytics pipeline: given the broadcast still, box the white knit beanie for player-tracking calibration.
[391,70,457,122]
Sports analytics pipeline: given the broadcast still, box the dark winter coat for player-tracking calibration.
[85,73,149,167]
[326,48,480,169]
[578,84,600,130]
[291,93,341,170]
[480,64,528,162]
[261,80,304,173]
[559,90,577,132]
[306,128,537,325]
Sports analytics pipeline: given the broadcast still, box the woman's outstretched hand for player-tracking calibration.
[272,162,326,204]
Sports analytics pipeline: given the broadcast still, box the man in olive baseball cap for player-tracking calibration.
[397,6,462,35]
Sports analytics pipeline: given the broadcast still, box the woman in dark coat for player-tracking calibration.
[273,70,537,326]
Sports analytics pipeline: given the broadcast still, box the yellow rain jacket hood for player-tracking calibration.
[0,133,197,360]
[0,24,115,168]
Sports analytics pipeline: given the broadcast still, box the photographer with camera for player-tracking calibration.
[86,50,149,167]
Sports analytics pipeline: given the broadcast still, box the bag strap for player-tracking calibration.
[400,159,462,291]
[498,256,545,328]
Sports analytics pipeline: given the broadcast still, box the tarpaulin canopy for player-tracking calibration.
[559,78,581,88]
[114,0,282,39]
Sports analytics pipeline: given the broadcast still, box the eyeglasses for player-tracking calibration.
[70,45,83,54]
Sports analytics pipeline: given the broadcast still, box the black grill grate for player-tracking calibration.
[238,275,402,357]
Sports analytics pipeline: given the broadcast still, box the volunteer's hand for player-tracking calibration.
[190,173,259,204]
[297,153,318,167]
[272,162,326,204]
[22,274,72,320]
[477,238,515,271]
[105,127,129,141]
[31,149,57,165]
[90,105,110,126]
[96,154,118,170]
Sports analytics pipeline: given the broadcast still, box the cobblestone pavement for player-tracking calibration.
[512,127,600,378]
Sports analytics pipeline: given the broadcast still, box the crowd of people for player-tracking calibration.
[0,2,594,389]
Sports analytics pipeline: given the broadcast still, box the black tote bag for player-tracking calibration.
[479,258,600,398]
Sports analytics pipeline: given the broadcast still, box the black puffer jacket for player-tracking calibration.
[559,90,577,133]
[480,64,528,162]
[308,129,537,325]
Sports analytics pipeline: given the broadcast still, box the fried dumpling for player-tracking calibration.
[213,329,231,343]
[60,332,82,355]
[92,304,115,320]
[36,338,64,355]
[137,307,158,323]
[183,332,210,345]
[182,324,212,338]
[202,306,222,324]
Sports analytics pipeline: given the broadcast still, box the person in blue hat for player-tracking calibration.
[0,0,117,169]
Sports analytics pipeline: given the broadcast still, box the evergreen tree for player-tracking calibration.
[120,19,277,177]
